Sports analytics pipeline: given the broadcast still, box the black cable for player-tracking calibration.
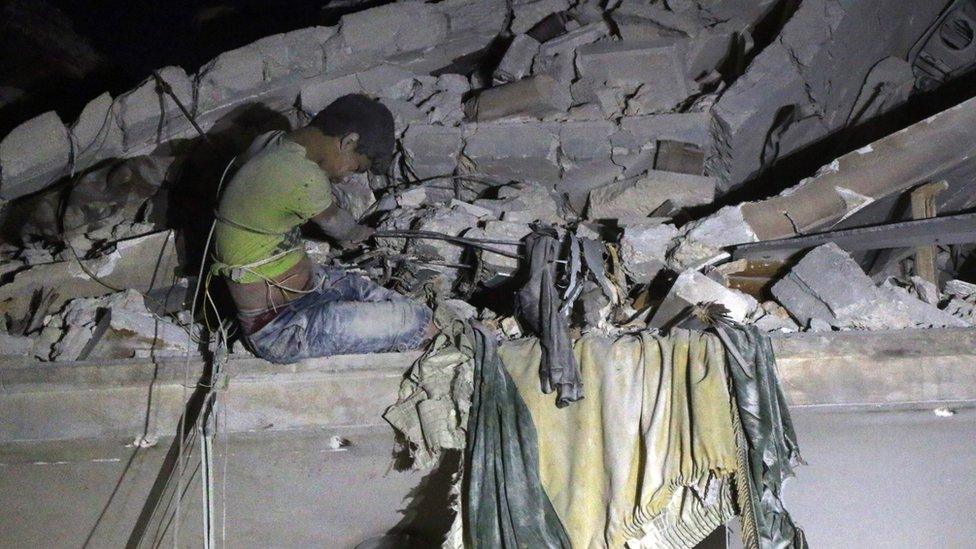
[372,229,524,259]
[152,71,212,145]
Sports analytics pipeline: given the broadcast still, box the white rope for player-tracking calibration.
[175,156,235,547]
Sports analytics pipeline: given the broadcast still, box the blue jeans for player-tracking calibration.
[247,266,432,363]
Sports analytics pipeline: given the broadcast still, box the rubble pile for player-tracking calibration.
[1,0,975,361]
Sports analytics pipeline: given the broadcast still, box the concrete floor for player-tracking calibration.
[1,408,973,548]
[784,407,976,549]
[0,428,435,548]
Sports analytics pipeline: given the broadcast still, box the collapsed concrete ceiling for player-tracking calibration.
[0,0,974,362]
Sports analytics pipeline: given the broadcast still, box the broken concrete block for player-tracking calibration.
[909,276,941,306]
[654,140,705,175]
[465,75,572,122]
[199,44,266,100]
[0,111,71,200]
[612,2,704,38]
[449,199,496,219]
[849,56,915,124]
[619,222,679,283]
[881,281,973,328]
[477,220,532,277]
[556,160,624,213]
[299,74,362,114]
[621,112,711,149]
[705,0,949,188]
[402,125,463,180]
[410,208,480,265]
[587,170,716,220]
[341,3,449,56]
[40,289,191,361]
[260,26,336,79]
[397,187,428,209]
[649,269,759,328]
[433,0,509,34]
[0,332,34,356]
[668,205,758,270]
[771,243,969,330]
[946,280,976,299]
[462,122,561,182]
[558,121,616,163]
[420,93,466,126]
[494,34,542,84]
[119,67,194,148]
[0,231,181,321]
[475,184,561,224]
[300,64,418,113]
[70,92,124,171]
[752,301,800,333]
[685,29,736,80]
[576,39,693,112]
[512,0,570,34]
[538,21,611,57]
[943,296,976,327]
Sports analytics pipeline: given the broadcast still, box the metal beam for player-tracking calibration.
[730,212,976,261]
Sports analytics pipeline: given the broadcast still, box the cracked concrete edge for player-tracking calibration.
[0,1,510,201]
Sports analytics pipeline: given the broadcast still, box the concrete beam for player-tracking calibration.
[771,328,976,409]
[0,352,420,442]
[3,328,974,442]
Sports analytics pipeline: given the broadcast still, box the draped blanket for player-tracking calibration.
[499,329,739,548]
[386,323,804,549]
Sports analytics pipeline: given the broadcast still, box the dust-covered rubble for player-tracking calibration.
[2,0,976,361]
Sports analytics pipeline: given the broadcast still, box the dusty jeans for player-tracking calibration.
[247,266,432,363]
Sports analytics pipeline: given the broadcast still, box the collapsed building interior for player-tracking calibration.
[1,0,974,547]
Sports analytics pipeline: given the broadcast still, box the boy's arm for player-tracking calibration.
[310,203,374,248]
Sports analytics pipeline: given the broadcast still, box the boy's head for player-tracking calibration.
[309,94,395,179]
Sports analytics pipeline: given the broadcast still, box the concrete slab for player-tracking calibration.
[0,428,432,548]
[784,407,976,548]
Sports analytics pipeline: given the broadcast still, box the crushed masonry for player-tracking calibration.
[1,0,975,361]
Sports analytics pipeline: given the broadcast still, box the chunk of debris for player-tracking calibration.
[469,220,531,282]
[771,243,969,330]
[511,0,570,34]
[752,301,800,333]
[619,221,679,283]
[576,39,694,114]
[0,111,72,200]
[401,124,463,181]
[465,75,572,122]
[474,184,562,224]
[462,123,561,182]
[409,208,481,266]
[654,140,704,175]
[668,205,757,270]
[493,34,542,84]
[706,0,958,188]
[332,174,376,220]
[587,170,716,220]
[648,269,759,328]
[35,289,193,361]
[0,231,181,321]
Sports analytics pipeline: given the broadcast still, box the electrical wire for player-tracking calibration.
[372,229,524,259]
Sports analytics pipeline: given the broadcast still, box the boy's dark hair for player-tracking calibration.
[310,94,395,174]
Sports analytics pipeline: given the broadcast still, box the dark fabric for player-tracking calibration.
[463,323,572,549]
[516,230,584,407]
[714,321,807,549]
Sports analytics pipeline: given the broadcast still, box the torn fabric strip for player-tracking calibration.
[714,321,807,549]
[464,323,572,548]
[516,229,584,407]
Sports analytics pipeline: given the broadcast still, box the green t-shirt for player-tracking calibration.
[213,132,332,283]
